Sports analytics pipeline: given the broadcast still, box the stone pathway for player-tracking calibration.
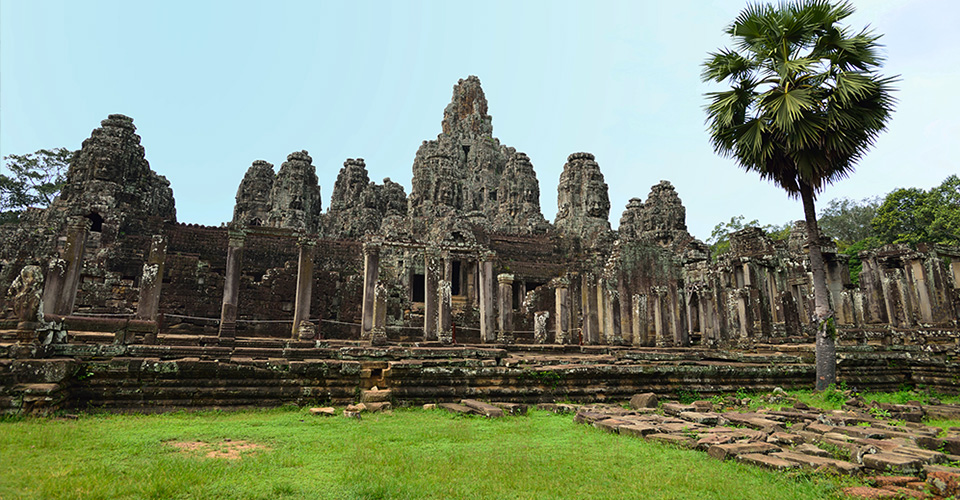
[556,393,960,499]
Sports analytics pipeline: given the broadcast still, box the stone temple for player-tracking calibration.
[1,76,958,412]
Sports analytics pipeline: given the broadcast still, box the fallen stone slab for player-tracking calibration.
[461,399,504,418]
[794,443,832,458]
[771,451,862,474]
[363,402,392,413]
[309,407,336,416]
[707,442,780,460]
[491,402,528,415]
[659,422,704,434]
[767,410,820,422]
[831,426,887,440]
[865,476,916,488]
[594,418,632,434]
[619,423,658,438]
[891,446,948,464]
[878,486,926,499]
[574,410,610,425]
[926,469,960,498]
[841,486,900,499]
[737,453,800,471]
[862,452,924,474]
[630,392,658,409]
[661,403,694,416]
[678,411,719,425]
[439,402,479,416]
[766,432,803,446]
[646,433,696,449]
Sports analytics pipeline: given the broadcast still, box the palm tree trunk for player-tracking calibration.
[799,182,837,391]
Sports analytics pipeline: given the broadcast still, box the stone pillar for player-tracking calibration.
[554,279,570,344]
[534,311,550,344]
[438,279,453,344]
[55,219,89,316]
[602,286,621,345]
[41,258,66,317]
[136,235,167,322]
[371,282,388,346]
[497,273,514,344]
[361,243,381,339]
[218,229,245,344]
[423,249,439,341]
[633,293,647,346]
[292,238,316,338]
[582,274,600,345]
[478,254,496,343]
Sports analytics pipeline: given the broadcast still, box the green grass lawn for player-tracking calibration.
[0,408,847,500]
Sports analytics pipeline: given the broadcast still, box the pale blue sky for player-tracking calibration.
[2,0,957,241]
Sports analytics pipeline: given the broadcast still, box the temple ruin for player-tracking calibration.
[1,76,958,413]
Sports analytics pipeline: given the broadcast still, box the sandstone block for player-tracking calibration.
[629,393,658,409]
[737,453,799,471]
[361,389,392,403]
[309,407,336,416]
[708,442,780,460]
[862,452,923,474]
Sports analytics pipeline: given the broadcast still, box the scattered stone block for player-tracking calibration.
[619,424,658,438]
[594,418,631,434]
[309,407,336,416]
[737,453,799,471]
[678,411,719,425]
[423,403,437,410]
[364,401,391,413]
[841,486,900,499]
[771,451,862,474]
[343,410,362,420]
[645,433,696,449]
[346,403,365,412]
[794,443,831,458]
[439,402,478,415]
[862,452,923,474]
[461,399,504,418]
[630,393,658,409]
[708,442,779,460]
[926,470,960,498]
[661,403,694,416]
[360,389,391,403]
[766,432,803,446]
[692,400,713,412]
[491,402,527,415]
[574,410,609,425]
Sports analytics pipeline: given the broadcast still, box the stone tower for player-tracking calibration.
[554,152,610,239]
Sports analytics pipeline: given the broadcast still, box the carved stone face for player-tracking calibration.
[585,181,609,218]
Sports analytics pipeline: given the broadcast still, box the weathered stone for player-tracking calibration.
[555,152,611,244]
[461,399,504,418]
[862,453,923,474]
[265,151,322,233]
[707,442,780,460]
[629,393,659,409]
[737,453,800,471]
[233,160,275,227]
[771,451,862,474]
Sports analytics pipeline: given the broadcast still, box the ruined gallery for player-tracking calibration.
[1,76,958,413]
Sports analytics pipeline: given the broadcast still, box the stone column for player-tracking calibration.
[41,258,67,317]
[361,242,381,340]
[554,279,570,344]
[371,282,388,346]
[423,249,439,341]
[478,254,496,343]
[497,273,514,344]
[582,274,600,345]
[292,238,316,338]
[54,218,89,316]
[218,229,246,344]
[438,279,453,344]
[136,235,167,322]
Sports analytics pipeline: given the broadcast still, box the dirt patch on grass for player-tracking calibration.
[166,439,268,460]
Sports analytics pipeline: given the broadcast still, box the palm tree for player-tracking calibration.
[702,0,896,391]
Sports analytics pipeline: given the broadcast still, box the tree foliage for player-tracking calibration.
[707,215,791,259]
[817,196,880,244]
[1,148,73,223]
[872,175,960,246]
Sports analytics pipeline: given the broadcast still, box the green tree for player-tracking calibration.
[817,196,880,244]
[1,148,73,223]
[703,0,896,390]
[872,175,960,246]
[707,215,791,259]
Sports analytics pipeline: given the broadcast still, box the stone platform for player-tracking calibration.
[1,331,958,414]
